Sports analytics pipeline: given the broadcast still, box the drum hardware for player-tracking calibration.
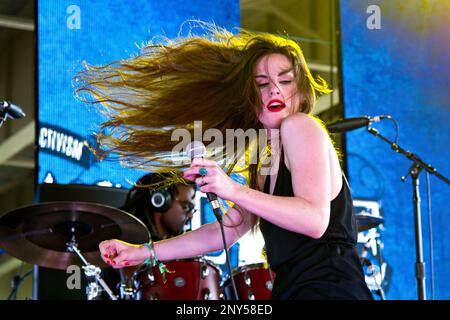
[117,264,155,300]
[131,264,155,290]
[367,263,386,300]
[356,207,391,300]
[201,265,210,278]
[66,240,116,300]
[244,273,251,286]
[118,267,140,300]
[355,212,384,232]
[118,283,135,300]
[265,280,273,291]
[360,236,386,300]
[7,262,33,300]
[0,201,150,300]
[241,270,254,300]
[202,288,211,300]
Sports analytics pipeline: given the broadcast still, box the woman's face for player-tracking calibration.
[254,53,301,129]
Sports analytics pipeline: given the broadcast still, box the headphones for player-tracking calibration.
[149,186,173,213]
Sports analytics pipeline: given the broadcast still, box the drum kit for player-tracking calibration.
[0,201,276,300]
[0,201,385,300]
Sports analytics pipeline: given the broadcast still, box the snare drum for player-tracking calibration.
[132,258,222,300]
[223,263,275,300]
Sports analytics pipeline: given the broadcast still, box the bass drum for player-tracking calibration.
[132,258,222,300]
[222,263,275,300]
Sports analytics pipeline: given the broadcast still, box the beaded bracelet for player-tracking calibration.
[141,242,172,283]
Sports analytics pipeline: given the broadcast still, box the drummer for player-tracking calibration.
[102,172,197,294]
[121,172,197,242]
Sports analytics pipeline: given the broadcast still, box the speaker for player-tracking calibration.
[35,183,129,300]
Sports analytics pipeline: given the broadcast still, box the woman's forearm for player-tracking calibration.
[152,211,246,261]
[231,185,329,239]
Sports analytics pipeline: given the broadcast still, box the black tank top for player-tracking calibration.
[260,147,358,272]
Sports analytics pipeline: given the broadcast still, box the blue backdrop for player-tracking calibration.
[38,0,240,187]
[340,0,449,299]
[38,0,241,280]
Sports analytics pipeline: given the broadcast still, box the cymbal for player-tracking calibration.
[355,212,384,232]
[0,201,150,270]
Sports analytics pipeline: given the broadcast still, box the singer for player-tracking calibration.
[86,22,373,300]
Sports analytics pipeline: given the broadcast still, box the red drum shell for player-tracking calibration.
[133,258,222,300]
[223,263,275,300]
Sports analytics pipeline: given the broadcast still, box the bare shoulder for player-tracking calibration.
[280,113,329,168]
[280,113,328,140]
[281,113,343,198]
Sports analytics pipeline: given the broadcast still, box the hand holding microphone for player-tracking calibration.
[183,141,242,220]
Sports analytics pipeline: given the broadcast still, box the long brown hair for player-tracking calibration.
[75,21,330,198]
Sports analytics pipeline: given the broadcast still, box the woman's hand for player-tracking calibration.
[99,239,149,269]
[182,158,244,202]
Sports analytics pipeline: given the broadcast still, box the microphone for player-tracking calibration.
[185,141,222,221]
[0,101,26,119]
[326,115,390,133]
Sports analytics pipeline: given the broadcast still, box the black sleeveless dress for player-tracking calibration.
[260,148,373,300]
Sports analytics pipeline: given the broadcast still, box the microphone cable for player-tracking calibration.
[212,202,239,300]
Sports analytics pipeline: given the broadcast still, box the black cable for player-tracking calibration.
[426,172,435,300]
[213,208,239,300]
[385,116,399,145]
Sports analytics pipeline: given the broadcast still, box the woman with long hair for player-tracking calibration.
[80,22,372,299]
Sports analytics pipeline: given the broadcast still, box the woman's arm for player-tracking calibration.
[185,113,332,239]
[99,205,255,268]
[233,113,331,238]
[154,205,254,261]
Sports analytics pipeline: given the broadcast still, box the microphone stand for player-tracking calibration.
[366,126,449,300]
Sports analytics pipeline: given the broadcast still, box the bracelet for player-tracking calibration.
[141,241,172,283]
[142,242,155,266]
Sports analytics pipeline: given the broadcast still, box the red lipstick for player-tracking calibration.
[266,99,286,112]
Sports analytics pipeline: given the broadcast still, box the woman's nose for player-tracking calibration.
[269,83,280,96]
